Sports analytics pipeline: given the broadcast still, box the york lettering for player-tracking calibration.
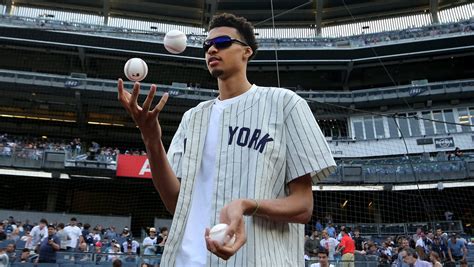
[228,126,273,153]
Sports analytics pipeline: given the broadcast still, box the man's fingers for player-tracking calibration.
[129,82,140,107]
[142,84,157,111]
[117,78,124,100]
[152,92,169,116]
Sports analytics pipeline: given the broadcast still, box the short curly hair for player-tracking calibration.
[208,13,258,60]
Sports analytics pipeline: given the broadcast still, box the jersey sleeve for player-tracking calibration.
[167,111,190,179]
[285,98,337,184]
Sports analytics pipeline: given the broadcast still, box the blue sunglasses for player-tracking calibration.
[203,35,249,52]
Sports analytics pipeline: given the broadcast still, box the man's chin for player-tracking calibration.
[211,69,224,78]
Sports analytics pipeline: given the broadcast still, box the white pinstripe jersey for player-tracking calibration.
[163,86,337,266]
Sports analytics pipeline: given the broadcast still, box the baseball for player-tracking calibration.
[209,223,236,246]
[124,58,148,82]
[164,30,187,54]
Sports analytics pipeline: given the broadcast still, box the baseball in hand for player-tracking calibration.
[209,223,236,246]
[124,58,148,82]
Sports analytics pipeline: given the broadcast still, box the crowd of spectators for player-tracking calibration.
[0,216,168,266]
[0,133,147,163]
[304,220,471,267]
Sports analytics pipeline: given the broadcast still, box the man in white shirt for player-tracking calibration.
[117,12,336,267]
[29,219,48,249]
[320,230,340,261]
[142,227,158,255]
[63,217,82,251]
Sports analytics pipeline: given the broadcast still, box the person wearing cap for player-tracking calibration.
[121,227,131,239]
[107,243,122,262]
[37,224,60,263]
[143,228,159,265]
[122,238,139,254]
[64,217,82,251]
[447,233,467,263]
[143,228,158,255]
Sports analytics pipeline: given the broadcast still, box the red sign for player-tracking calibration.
[116,154,152,179]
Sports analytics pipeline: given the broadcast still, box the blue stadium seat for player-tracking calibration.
[15,240,26,249]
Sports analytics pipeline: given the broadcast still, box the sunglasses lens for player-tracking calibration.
[203,36,233,51]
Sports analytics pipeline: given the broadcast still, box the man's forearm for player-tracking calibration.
[241,193,313,224]
[241,174,313,223]
[144,137,180,214]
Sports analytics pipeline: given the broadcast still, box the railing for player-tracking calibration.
[0,14,472,49]
[298,79,474,104]
[0,69,218,102]
[1,69,474,104]
[342,220,463,236]
[0,147,50,169]
[325,159,472,184]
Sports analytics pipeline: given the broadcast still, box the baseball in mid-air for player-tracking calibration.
[164,30,187,54]
[209,223,236,246]
[124,58,148,82]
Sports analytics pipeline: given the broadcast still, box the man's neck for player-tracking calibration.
[217,74,252,100]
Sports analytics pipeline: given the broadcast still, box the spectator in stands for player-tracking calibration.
[447,233,467,264]
[429,251,442,267]
[143,227,158,254]
[305,230,321,259]
[6,243,17,263]
[379,240,393,265]
[310,247,334,267]
[107,243,122,262]
[37,224,60,263]
[81,223,94,245]
[122,238,139,254]
[352,229,365,253]
[0,224,6,241]
[23,220,33,232]
[0,247,9,266]
[143,227,158,265]
[454,147,463,160]
[55,223,67,251]
[105,226,119,240]
[325,223,336,238]
[335,227,355,267]
[415,232,431,260]
[29,218,48,249]
[394,238,410,267]
[92,227,102,242]
[400,247,431,267]
[19,248,31,263]
[412,228,423,242]
[431,235,447,261]
[156,227,168,254]
[113,258,122,267]
[435,227,448,242]
[315,220,324,232]
[320,230,339,261]
[64,217,82,251]
[121,227,132,239]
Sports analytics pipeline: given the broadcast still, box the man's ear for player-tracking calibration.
[244,47,253,60]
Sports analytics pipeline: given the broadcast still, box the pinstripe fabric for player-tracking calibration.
[162,86,336,266]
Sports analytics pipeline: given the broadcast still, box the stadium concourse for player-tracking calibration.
[0,0,474,266]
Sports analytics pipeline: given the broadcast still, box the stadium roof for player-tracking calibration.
[7,0,471,28]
